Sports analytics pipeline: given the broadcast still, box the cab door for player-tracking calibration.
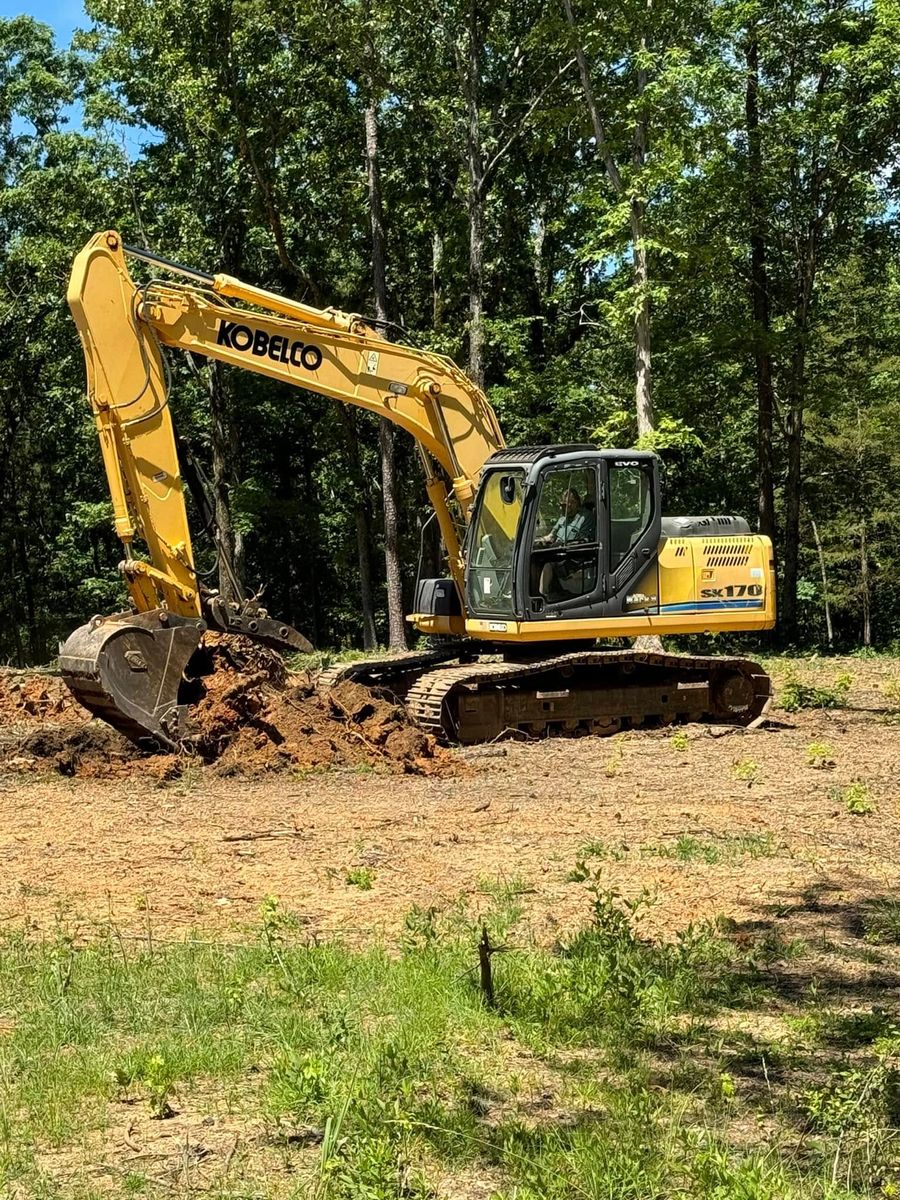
[525,463,603,616]
[603,455,661,614]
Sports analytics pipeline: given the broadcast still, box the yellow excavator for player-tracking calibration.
[59,230,775,748]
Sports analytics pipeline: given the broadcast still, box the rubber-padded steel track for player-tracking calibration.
[315,644,465,697]
[317,648,770,744]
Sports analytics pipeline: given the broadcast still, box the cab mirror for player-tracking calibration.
[499,475,517,504]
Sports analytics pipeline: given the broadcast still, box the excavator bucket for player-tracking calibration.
[59,611,206,751]
[59,605,315,752]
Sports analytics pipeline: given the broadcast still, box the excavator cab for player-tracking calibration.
[464,446,662,625]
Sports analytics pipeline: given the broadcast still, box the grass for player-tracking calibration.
[0,884,897,1199]
[288,646,397,673]
[344,866,376,890]
[646,832,780,864]
[863,898,900,945]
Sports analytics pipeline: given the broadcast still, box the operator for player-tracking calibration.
[536,489,588,548]
[536,489,594,596]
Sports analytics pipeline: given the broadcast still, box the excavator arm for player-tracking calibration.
[67,230,504,612]
[60,230,504,748]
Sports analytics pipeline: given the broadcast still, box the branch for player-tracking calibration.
[562,0,624,195]
[482,55,576,187]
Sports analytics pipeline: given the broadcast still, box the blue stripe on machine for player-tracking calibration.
[659,599,765,612]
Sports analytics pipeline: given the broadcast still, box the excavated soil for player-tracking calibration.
[0,636,446,778]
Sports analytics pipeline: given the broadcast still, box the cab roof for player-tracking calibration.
[484,445,657,468]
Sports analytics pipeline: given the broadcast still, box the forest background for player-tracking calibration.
[2,0,900,665]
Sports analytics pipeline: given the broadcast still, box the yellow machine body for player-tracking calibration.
[449,534,776,641]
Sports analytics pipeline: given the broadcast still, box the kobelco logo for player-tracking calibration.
[216,321,323,371]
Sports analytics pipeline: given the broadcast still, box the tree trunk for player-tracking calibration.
[780,346,805,641]
[207,360,244,602]
[631,47,653,437]
[337,407,377,650]
[860,521,871,647]
[363,76,407,650]
[464,0,487,389]
[630,197,653,437]
[432,227,445,330]
[810,516,833,648]
[467,187,486,387]
[745,31,776,541]
[564,0,653,436]
[530,203,547,360]
[15,523,38,663]
[378,418,406,648]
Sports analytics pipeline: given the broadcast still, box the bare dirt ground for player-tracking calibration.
[0,654,897,955]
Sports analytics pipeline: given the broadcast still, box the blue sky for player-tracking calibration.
[1,0,86,43]
[4,1,159,154]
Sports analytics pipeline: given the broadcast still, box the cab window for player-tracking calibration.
[609,462,653,567]
[529,467,599,604]
[466,470,524,616]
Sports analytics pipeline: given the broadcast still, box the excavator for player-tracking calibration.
[59,230,775,749]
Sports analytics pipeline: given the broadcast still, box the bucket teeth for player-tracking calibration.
[59,611,205,751]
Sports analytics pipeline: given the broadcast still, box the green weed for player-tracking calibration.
[882,676,900,712]
[669,730,689,752]
[572,839,627,865]
[830,780,875,815]
[0,886,890,1199]
[603,741,624,777]
[732,757,760,783]
[803,1059,899,1136]
[806,740,835,769]
[647,832,778,864]
[779,670,851,712]
[863,899,900,944]
[345,866,376,890]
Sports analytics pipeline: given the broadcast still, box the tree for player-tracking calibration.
[0,17,128,663]
[360,3,408,649]
[743,0,900,639]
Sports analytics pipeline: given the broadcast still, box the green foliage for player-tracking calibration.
[648,833,778,864]
[803,1061,899,1137]
[573,839,628,864]
[4,0,900,661]
[863,899,900,945]
[732,758,761,784]
[806,741,835,769]
[345,866,376,891]
[779,671,851,712]
[831,780,875,816]
[0,892,894,1197]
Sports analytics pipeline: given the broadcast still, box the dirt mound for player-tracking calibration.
[0,637,449,778]
[0,669,90,725]
[191,637,443,775]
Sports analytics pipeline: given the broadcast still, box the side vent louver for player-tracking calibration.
[702,542,753,567]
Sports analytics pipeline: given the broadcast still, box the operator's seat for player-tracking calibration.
[581,499,597,542]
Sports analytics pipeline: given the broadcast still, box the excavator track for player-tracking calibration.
[406,651,770,742]
[314,643,466,698]
[318,648,770,744]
